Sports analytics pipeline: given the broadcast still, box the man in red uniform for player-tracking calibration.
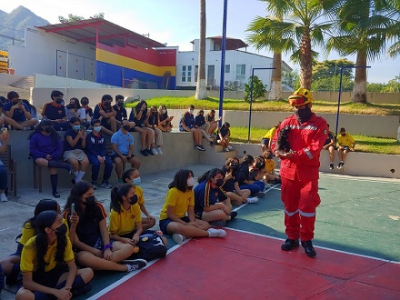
[272,88,328,258]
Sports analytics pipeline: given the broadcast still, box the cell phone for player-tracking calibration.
[80,125,86,131]
[71,203,75,216]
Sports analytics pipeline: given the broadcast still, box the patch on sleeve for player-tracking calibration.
[324,129,327,135]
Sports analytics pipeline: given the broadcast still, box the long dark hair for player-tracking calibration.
[241,154,254,166]
[223,157,239,172]
[197,168,223,184]
[110,184,133,214]
[65,181,96,220]
[135,100,148,115]
[28,119,60,141]
[24,199,59,230]
[34,211,66,272]
[168,169,194,192]
[122,168,137,184]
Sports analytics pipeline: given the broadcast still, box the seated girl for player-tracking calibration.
[237,155,265,197]
[122,168,156,230]
[263,150,281,184]
[206,109,220,135]
[147,106,163,155]
[63,181,147,273]
[16,211,93,300]
[194,168,237,227]
[159,169,227,244]
[217,122,231,152]
[157,105,173,132]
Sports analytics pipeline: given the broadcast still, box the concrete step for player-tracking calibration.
[10,75,34,89]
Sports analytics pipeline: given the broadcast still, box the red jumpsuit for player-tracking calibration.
[272,113,328,242]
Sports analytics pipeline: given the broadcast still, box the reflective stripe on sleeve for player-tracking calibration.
[304,148,313,159]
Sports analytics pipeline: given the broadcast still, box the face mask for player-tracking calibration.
[295,106,312,123]
[162,109,166,114]
[55,224,67,236]
[42,127,51,133]
[55,99,63,104]
[215,178,224,187]
[81,100,89,105]
[81,196,95,206]
[123,125,130,131]
[129,194,138,205]
[266,153,273,159]
[230,163,238,170]
[93,126,101,132]
[189,109,194,114]
[73,125,81,131]
[341,133,346,136]
[152,112,157,116]
[12,101,19,105]
[187,177,195,187]
[103,102,111,108]
[132,177,141,186]
[118,102,124,107]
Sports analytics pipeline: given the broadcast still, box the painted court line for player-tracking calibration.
[232,183,279,212]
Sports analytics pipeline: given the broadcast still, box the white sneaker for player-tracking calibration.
[224,148,230,152]
[227,145,233,150]
[151,148,159,155]
[172,233,185,244]
[207,228,227,238]
[0,193,8,202]
[157,147,163,155]
[246,197,259,204]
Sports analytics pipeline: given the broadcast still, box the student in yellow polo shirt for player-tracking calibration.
[261,122,281,151]
[16,211,93,300]
[263,150,281,183]
[337,127,355,169]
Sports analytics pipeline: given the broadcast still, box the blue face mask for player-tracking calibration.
[93,126,101,132]
[132,177,141,186]
[73,125,81,131]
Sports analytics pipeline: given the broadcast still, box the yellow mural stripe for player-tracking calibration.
[96,49,176,77]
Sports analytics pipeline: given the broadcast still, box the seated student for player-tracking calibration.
[0,101,25,132]
[129,100,156,156]
[237,155,265,197]
[113,95,128,123]
[79,97,93,126]
[3,91,38,130]
[111,120,141,183]
[206,109,220,135]
[64,117,89,184]
[249,156,267,193]
[0,199,67,293]
[16,210,93,300]
[194,168,237,227]
[159,169,227,244]
[221,157,258,205]
[29,120,72,198]
[64,181,147,272]
[122,168,156,230]
[92,94,117,135]
[217,122,232,152]
[0,128,9,202]
[157,105,173,132]
[86,119,113,189]
[337,127,355,169]
[194,109,214,145]
[323,124,336,170]
[147,106,163,155]
[263,150,281,183]
[179,105,205,151]
[42,90,70,131]
[261,122,281,152]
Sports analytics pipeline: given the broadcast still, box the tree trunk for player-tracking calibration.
[352,51,368,103]
[268,52,282,100]
[299,28,312,90]
[195,0,207,100]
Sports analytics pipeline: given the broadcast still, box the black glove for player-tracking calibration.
[276,125,291,152]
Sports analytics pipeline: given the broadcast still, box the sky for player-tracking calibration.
[2,0,400,83]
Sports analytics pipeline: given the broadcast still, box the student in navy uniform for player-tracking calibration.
[206,109,220,135]
[86,119,113,189]
[64,117,89,184]
[216,122,232,152]
[3,91,38,130]
[194,109,213,145]
[80,97,93,126]
[323,124,336,170]
[113,95,127,122]
[179,105,204,151]
[237,155,265,196]
[92,94,117,135]
[147,106,163,155]
[42,90,70,131]
[157,105,173,132]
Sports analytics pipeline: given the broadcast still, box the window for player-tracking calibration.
[195,65,198,81]
[187,66,192,82]
[236,64,246,80]
[225,65,230,73]
[182,66,186,82]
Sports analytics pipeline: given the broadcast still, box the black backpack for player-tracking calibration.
[132,230,167,262]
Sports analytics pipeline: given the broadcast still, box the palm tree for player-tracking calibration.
[322,0,400,103]
[195,0,207,100]
[247,0,330,91]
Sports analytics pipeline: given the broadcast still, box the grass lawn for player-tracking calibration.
[126,96,400,116]
[229,127,400,155]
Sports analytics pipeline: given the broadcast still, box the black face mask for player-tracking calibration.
[215,178,224,187]
[42,126,52,133]
[230,163,238,170]
[295,106,312,123]
[117,102,124,107]
[129,195,138,205]
[55,224,67,237]
[266,153,273,159]
[12,101,19,105]
[123,125,130,131]
[152,112,158,117]
[55,99,63,104]
[81,196,95,206]
[104,102,111,108]
[81,100,89,105]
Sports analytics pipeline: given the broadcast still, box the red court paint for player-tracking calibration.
[98,229,400,300]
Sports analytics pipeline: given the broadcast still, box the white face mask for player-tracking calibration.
[162,109,167,114]
[189,109,194,114]
[187,177,195,187]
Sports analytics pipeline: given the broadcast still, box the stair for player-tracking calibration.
[10,75,35,89]
[199,142,237,166]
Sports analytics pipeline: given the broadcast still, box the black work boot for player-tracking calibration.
[301,240,317,258]
[281,238,299,251]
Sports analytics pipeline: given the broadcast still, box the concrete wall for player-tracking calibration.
[0,74,24,85]
[34,74,116,89]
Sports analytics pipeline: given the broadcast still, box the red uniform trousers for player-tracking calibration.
[281,174,321,242]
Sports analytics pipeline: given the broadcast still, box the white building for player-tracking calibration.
[176,37,292,90]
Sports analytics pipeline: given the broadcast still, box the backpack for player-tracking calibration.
[131,230,167,262]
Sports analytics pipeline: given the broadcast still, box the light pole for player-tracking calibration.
[247,67,275,143]
[218,0,228,128]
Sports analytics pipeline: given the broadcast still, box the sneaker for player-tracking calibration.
[329,163,334,170]
[209,219,226,227]
[337,162,344,169]
[256,191,266,198]
[101,181,112,189]
[224,148,230,152]
[0,193,8,202]
[246,197,259,204]
[207,228,227,238]
[172,233,185,244]
[281,238,299,251]
[146,148,154,156]
[140,149,149,156]
[195,145,203,151]
[91,181,98,190]
[157,147,163,155]
[227,145,233,150]
[151,148,159,155]
[209,141,214,146]
[301,240,317,258]
[52,191,60,198]
[229,211,238,220]
[263,184,271,191]
[126,259,148,272]
[199,145,206,151]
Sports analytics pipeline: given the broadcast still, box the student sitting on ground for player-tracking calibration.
[179,105,205,151]
[16,210,93,300]
[194,168,237,227]
[3,91,38,130]
[85,119,113,189]
[0,199,63,294]
[111,119,141,183]
[147,106,164,155]
[159,169,227,244]
[41,90,70,131]
[261,122,281,152]
[323,124,336,170]
[217,122,232,152]
[263,150,281,184]
[92,94,117,135]
[122,168,156,230]
[249,156,267,192]
[237,155,265,197]
[158,105,173,132]
[64,181,147,273]
[206,109,220,135]
[29,119,72,198]
[337,127,355,169]
[221,157,258,205]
